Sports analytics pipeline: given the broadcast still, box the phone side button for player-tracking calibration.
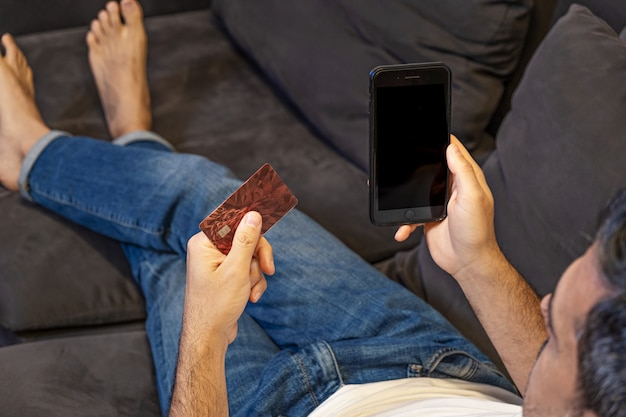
[404,209,416,220]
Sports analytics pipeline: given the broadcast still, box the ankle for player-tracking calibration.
[21,124,51,157]
[110,116,152,139]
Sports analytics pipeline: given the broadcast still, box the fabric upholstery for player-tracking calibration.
[0,190,145,332]
[408,4,626,365]
[552,0,626,32]
[212,0,532,170]
[0,324,19,347]
[0,331,160,416]
[0,0,210,36]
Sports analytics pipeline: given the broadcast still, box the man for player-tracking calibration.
[0,1,623,416]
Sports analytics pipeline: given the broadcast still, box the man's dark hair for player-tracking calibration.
[577,188,626,417]
[596,188,626,290]
[578,294,626,417]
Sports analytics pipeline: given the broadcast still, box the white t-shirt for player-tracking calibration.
[308,377,523,417]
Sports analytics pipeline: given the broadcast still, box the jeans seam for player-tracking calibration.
[293,354,320,409]
[31,187,166,242]
[321,341,345,387]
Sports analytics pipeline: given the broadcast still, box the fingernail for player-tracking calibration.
[246,211,261,227]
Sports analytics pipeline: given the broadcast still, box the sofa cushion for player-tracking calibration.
[384,4,626,365]
[491,4,626,288]
[212,0,532,170]
[0,324,19,347]
[0,331,160,416]
[0,191,146,333]
[552,0,626,32]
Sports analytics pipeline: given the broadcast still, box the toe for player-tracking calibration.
[86,30,99,50]
[90,19,103,40]
[0,33,9,58]
[2,34,27,71]
[98,9,111,32]
[0,35,7,66]
[120,0,144,28]
[1,33,17,59]
[106,1,122,27]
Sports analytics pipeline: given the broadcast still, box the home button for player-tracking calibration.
[404,209,416,220]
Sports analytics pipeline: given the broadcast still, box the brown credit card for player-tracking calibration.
[199,163,298,254]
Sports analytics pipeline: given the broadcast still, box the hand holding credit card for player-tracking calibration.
[199,163,298,254]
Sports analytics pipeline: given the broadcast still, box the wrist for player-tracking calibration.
[179,321,230,359]
[177,333,228,378]
[455,242,509,284]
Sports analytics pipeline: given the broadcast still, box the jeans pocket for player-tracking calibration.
[416,347,517,394]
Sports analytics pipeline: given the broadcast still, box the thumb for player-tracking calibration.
[447,138,493,204]
[447,142,468,174]
[224,211,263,269]
[447,143,479,195]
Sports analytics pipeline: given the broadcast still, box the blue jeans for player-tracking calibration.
[20,131,516,416]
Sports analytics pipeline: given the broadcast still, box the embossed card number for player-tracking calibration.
[199,163,299,254]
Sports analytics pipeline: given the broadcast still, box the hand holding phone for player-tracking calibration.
[369,62,451,226]
[413,136,500,282]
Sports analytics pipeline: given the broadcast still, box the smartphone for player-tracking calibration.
[369,62,451,226]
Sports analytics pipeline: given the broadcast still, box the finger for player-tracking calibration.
[249,259,268,303]
[250,278,268,303]
[255,236,275,276]
[188,229,218,252]
[449,136,491,197]
[447,142,496,217]
[447,141,481,195]
[394,224,420,242]
[185,232,225,293]
[223,211,263,273]
[186,231,223,267]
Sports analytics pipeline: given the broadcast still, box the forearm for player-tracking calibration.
[169,331,230,417]
[455,250,547,394]
[419,139,546,392]
[168,215,268,416]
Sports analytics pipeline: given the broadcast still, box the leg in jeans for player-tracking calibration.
[21,132,517,416]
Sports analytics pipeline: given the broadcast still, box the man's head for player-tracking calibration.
[524,189,626,417]
[577,293,626,417]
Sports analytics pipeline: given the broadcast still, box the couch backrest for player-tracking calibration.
[487,0,558,136]
[0,0,210,36]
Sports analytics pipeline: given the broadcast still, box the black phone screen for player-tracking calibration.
[375,83,448,211]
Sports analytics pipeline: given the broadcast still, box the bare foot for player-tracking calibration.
[86,0,152,138]
[0,33,50,191]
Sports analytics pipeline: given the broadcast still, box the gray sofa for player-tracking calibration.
[1,0,625,415]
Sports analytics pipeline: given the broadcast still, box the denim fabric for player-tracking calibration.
[21,133,517,416]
